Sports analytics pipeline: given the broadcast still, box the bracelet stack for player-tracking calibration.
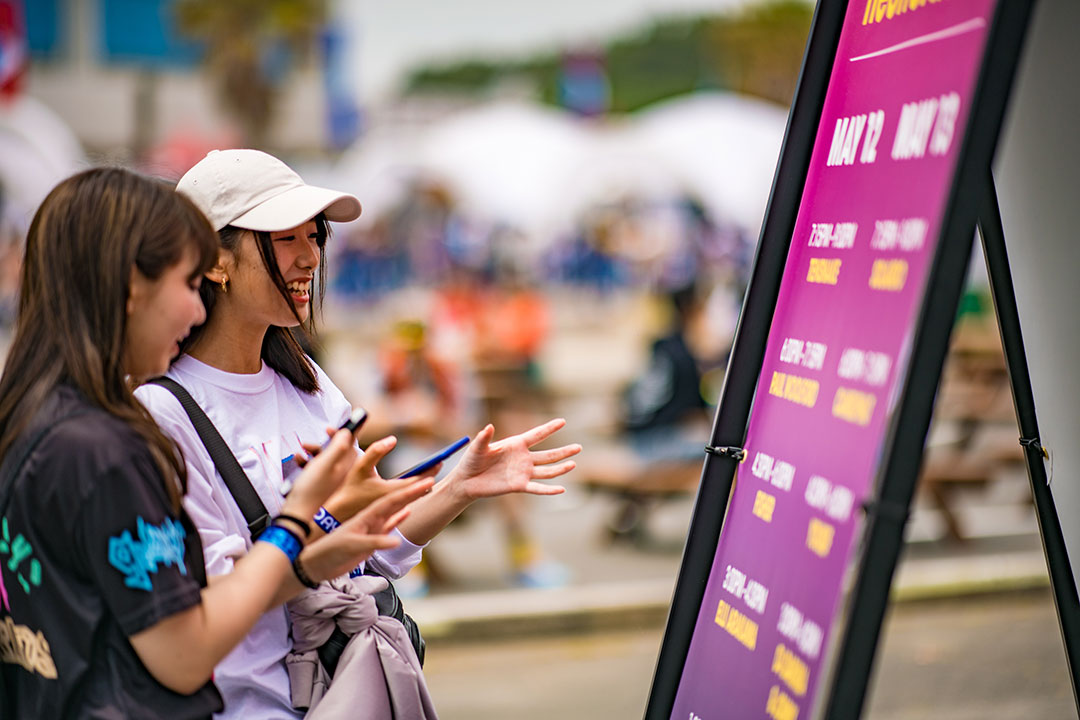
[274,513,312,539]
[258,516,321,589]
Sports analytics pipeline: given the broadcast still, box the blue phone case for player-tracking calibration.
[396,436,470,478]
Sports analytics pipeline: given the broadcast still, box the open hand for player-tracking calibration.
[447,418,580,501]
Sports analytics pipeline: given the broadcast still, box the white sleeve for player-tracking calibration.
[135,383,248,575]
[368,531,425,579]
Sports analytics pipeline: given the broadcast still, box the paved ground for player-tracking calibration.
[422,589,1076,720]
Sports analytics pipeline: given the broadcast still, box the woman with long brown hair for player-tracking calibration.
[0,168,428,719]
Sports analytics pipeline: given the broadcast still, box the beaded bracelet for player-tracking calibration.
[273,513,312,539]
[313,506,341,534]
[257,525,303,563]
[292,555,319,589]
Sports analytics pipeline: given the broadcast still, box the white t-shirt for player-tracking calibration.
[136,354,423,720]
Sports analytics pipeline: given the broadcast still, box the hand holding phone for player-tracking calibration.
[280,408,368,495]
[394,436,470,478]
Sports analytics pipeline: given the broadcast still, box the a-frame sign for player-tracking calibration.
[643,0,1074,718]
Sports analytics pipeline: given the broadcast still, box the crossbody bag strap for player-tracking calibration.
[146,377,271,538]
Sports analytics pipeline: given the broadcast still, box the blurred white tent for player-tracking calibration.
[627,92,787,233]
[324,91,787,249]
[0,96,86,231]
[557,125,685,217]
[555,93,787,237]
[413,102,591,245]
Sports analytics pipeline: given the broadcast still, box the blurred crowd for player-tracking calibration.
[312,178,753,590]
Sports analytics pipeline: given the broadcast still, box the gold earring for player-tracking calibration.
[220,277,228,293]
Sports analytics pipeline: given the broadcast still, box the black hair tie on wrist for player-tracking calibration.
[292,555,319,589]
[273,513,312,539]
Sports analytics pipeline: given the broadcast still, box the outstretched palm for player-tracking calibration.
[449,418,581,500]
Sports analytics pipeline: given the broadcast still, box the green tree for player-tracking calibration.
[403,0,813,113]
[175,0,328,147]
[704,1,813,107]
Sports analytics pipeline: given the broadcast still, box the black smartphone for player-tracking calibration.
[280,408,368,495]
[394,436,470,478]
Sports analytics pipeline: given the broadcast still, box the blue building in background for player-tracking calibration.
[26,0,200,66]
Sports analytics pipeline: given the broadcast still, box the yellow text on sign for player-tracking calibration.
[807,518,835,558]
[766,685,800,720]
[753,490,776,523]
[869,259,908,290]
[862,0,945,26]
[770,372,820,408]
[715,599,759,651]
[807,258,842,285]
[832,387,876,426]
[772,643,810,696]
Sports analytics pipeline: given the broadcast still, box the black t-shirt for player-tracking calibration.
[0,385,223,719]
[623,332,706,432]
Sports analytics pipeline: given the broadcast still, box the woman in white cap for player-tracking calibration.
[135,149,580,719]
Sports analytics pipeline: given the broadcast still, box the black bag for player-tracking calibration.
[147,377,426,667]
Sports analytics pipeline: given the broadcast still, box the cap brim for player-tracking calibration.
[229,184,362,232]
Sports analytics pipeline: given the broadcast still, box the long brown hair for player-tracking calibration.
[180,215,329,393]
[0,168,218,510]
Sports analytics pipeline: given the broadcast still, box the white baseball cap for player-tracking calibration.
[177,149,362,232]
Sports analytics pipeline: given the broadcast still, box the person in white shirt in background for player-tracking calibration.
[135,149,581,719]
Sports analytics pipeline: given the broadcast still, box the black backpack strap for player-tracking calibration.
[146,377,270,538]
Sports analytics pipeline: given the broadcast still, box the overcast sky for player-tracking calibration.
[341,0,766,102]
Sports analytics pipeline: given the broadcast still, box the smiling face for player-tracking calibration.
[124,247,207,380]
[226,219,322,329]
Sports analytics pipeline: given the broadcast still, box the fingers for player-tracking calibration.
[331,534,402,574]
[356,476,435,527]
[356,435,397,469]
[285,430,356,512]
[304,429,354,472]
[379,507,411,535]
[522,481,566,496]
[339,533,401,553]
[516,418,567,448]
[530,444,582,465]
[295,443,321,469]
[467,424,495,455]
[532,459,576,480]
[359,534,402,552]
[415,462,442,482]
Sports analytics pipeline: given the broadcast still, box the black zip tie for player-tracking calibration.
[1019,436,1049,459]
[705,445,745,461]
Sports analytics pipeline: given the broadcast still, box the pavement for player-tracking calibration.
[403,470,1055,643]
[420,589,1076,720]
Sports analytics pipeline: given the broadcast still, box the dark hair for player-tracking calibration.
[180,215,329,393]
[0,168,219,510]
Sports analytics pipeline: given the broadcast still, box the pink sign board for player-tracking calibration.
[671,1,998,718]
